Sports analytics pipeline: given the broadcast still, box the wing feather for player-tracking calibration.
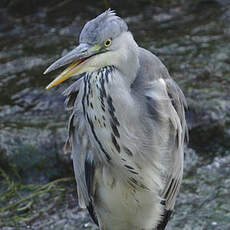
[63,79,93,209]
[135,47,188,216]
[162,78,188,210]
[85,152,99,225]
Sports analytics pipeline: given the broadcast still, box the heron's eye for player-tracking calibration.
[104,38,112,47]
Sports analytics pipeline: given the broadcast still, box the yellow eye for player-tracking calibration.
[104,38,112,47]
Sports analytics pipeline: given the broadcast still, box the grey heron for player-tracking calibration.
[44,9,188,230]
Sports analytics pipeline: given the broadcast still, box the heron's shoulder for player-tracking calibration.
[138,47,162,64]
[137,47,170,82]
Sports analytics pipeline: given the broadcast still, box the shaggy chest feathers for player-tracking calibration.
[81,66,121,162]
[80,66,164,191]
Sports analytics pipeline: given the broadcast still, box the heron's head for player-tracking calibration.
[44,9,139,89]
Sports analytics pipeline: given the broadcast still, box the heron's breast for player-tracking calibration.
[94,166,163,230]
[81,67,144,177]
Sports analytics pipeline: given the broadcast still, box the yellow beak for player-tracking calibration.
[44,43,101,89]
[45,59,83,89]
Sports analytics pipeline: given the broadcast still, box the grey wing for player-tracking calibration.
[135,47,188,217]
[156,77,187,230]
[161,78,188,209]
[155,76,188,229]
[64,80,94,210]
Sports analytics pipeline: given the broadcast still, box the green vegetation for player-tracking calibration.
[0,167,74,227]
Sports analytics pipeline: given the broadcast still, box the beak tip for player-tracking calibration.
[45,85,52,90]
[43,68,50,75]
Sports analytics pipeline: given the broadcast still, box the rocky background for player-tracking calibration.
[0,0,230,229]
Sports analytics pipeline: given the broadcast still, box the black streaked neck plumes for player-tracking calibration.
[82,66,115,118]
[81,66,116,163]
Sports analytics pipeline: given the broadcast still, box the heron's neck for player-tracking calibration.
[94,32,139,85]
[113,32,140,84]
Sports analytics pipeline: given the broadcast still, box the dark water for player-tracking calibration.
[0,1,230,229]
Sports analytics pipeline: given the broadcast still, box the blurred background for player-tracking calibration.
[0,0,230,229]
